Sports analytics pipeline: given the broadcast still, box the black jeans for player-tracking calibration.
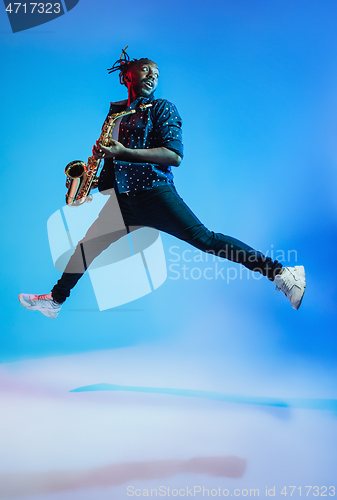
[52,185,282,303]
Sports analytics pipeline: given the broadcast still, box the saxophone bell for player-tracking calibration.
[65,160,86,179]
[65,160,87,206]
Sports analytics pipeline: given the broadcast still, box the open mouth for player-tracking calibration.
[143,80,154,90]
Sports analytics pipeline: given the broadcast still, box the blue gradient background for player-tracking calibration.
[1,0,336,360]
[0,0,337,496]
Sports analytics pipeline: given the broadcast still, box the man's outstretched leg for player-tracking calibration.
[19,191,137,318]
[126,185,306,310]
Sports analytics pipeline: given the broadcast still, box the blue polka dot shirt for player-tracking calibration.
[98,95,183,195]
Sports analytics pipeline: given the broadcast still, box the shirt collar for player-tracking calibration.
[126,94,155,111]
[109,95,155,113]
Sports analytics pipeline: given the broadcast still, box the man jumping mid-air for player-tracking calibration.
[19,47,306,318]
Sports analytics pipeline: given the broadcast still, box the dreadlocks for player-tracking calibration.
[107,46,154,86]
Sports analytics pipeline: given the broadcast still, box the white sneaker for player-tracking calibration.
[18,293,62,319]
[274,266,306,310]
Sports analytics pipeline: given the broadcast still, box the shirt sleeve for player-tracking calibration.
[151,99,184,160]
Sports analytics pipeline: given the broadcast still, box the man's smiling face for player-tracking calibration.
[127,59,159,98]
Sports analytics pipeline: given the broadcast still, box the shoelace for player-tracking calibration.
[280,273,293,294]
[35,293,52,301]
[35,294,61,307]
[275,270,298,295]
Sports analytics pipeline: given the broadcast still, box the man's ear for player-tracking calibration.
[124,72,131,83]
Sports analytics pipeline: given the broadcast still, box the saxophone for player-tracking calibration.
[65,103,152,206]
